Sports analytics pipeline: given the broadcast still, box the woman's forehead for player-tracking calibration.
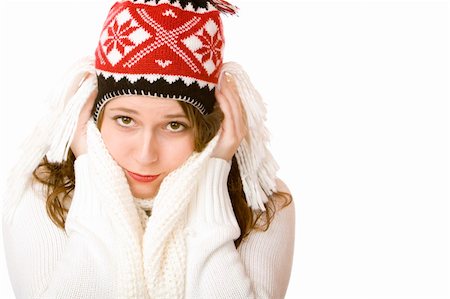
[105,95,185,113]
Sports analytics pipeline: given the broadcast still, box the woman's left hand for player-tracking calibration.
[211,72,248,161]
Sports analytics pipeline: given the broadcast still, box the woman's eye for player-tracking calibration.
[166,121,186,132]
[115,116,135,127]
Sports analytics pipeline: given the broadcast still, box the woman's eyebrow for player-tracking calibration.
[163,114,188,119]
[109,107,139,114]
[109,108,187,119]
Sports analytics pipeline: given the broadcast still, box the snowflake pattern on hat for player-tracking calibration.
[100,8,152,66]
[94,0,229,120]
[184,18,223,75]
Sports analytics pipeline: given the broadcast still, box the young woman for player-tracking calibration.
[2,1,295,298]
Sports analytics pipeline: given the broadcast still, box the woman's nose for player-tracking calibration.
[134,131,158,165]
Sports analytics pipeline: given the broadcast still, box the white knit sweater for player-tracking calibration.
[2,121,295,299]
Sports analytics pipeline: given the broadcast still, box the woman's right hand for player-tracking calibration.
[70,75,97,158]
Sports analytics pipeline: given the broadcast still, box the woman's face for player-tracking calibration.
[100,95,195,199]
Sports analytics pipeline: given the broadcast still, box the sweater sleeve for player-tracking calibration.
[2,154,118,299]
[237,192,296,299]
[185,158,295,299]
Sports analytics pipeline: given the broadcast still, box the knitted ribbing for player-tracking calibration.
[134,198,154,230]
[86,120,149,299]
[142,134,219,298]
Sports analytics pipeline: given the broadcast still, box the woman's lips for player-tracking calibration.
[126,170,159,183]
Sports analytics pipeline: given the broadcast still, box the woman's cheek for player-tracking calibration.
[102,130,131,163]
[159,134,195,169]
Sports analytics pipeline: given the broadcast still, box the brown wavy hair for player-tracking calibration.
[33,101,292,248]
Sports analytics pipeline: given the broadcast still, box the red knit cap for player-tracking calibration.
[93,0,237,121]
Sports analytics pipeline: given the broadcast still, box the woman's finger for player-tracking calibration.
[215,88,235,138]
[220,73,247,138]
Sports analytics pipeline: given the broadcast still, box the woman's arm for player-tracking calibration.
[237,179,295,298]
[184,158,295,299]
[2,155,118,299]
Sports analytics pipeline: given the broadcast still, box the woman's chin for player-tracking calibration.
[128,183,158,199]
[131,189,157,199]
[122,175,158,199]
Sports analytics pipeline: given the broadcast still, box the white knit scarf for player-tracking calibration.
[86,118,219,298]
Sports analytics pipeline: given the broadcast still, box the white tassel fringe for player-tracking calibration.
[46,58,97,162]
[3,56,97,222]
[219,62,279,211]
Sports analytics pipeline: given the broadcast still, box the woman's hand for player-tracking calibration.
[211,72,248,162]
[71,76,97,158]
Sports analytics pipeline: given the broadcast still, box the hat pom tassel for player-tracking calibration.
[210,0,239,15]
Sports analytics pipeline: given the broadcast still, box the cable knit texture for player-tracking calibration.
[85,119,222,298]
[142,125,219,298]
[85,120,148,298]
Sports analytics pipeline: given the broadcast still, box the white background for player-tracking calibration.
[0,0,449,298]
